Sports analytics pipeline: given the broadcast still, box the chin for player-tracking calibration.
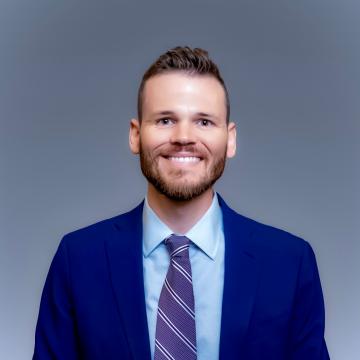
[158,180,214,202]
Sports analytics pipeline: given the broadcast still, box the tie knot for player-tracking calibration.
[165,234,190,259]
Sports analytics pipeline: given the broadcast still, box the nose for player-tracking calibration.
[170,121,196,145]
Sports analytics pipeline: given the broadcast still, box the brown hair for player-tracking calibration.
[137,46,230,123]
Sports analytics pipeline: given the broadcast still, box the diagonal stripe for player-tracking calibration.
[171,244,189,258]
[172,260,192,283]
[155,339,175,360]
[164,279,195,319]
[155,234,196,360]
[164,278,195,318]
[158,308,196,353]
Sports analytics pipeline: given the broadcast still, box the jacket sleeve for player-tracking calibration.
[33,237,80,359]
[290,241,330,359]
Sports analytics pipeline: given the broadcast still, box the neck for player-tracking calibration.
[147,184,214,234]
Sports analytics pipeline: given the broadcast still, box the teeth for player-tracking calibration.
[168,156,200,163]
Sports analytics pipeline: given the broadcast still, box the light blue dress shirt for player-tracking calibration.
[142,193,225,360]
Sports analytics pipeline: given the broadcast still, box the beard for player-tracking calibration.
[139,143,227,201]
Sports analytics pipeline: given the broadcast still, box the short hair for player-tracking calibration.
[137,46,230,123]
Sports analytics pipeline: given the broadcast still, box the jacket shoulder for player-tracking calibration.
[221,199,310,259]
[60,201,143,249]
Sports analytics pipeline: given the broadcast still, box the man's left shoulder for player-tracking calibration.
[249,215,308,254]
[220,197,312,260]
[228,208,318,274]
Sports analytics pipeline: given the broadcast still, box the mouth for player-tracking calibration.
[165,156,201,163]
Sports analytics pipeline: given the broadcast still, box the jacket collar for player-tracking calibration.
[105,201,151,360]
[217,194,259,359]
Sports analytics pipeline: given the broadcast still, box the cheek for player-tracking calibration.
[140,131,166,150]
[201,135,228,156]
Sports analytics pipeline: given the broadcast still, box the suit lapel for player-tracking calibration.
[104,196,259,358]
[105,202,151,360]
[218,195,260,359]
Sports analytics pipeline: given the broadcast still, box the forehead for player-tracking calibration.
[142,72,227,118]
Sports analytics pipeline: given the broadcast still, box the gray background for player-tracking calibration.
[1,0,359,358]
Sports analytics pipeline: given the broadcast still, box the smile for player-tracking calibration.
[167,156,201,163]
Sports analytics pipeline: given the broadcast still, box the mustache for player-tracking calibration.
[159,145,205,156]
[138,143,207,162]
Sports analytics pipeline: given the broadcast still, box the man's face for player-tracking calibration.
[129,72,236,201]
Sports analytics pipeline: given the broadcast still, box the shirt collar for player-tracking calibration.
[142,192,222,260]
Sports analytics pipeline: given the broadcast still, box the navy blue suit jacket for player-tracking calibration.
[33,195,329,359]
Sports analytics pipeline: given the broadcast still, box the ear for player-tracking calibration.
[226,121,236,158]
[129,118,140,154]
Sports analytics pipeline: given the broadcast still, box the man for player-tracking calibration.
[33,46,330,359]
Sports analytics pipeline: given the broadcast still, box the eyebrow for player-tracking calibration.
[152,110,218,119]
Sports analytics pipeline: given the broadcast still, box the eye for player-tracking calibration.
[157,118,173,126]
[198,119,213,127]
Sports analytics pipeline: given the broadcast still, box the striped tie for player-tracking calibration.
[154,234,197,360]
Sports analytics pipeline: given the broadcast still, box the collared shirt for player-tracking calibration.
[142,193,225,360]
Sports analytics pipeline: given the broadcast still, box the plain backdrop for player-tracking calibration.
[1,0,359,359]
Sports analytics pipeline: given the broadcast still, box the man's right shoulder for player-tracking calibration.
[59,201,144,250]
